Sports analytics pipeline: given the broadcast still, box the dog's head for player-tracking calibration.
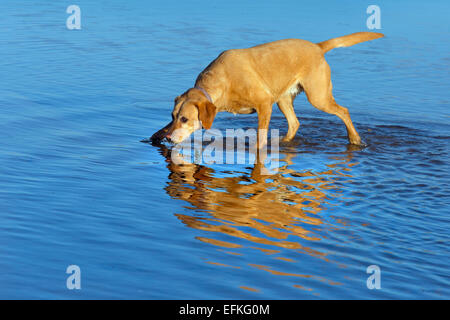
[163,88,217,144]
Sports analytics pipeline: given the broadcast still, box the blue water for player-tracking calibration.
[1,0,449,299]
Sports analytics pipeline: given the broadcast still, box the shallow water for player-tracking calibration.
[1,0,449,299]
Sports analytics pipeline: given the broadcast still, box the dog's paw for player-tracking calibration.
[346,141,368,151]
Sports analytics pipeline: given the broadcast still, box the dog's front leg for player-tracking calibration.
[257,106,272,149]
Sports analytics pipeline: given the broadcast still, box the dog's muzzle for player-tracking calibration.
[150,121,173,143]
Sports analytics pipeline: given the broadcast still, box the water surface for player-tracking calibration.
[0,0,449,299]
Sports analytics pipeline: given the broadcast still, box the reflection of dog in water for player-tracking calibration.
[154,142,357,253]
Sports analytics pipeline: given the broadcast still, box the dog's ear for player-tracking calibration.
[197,101,217,130]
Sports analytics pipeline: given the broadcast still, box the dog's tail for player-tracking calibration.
[317,32,384,54]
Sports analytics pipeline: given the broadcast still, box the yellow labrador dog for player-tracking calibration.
[151,32,384,147]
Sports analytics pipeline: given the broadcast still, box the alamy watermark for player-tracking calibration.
[366,5,381,30]
[66,5,81,30]
[66,265,81,290]
[170,128,280,173]
[366,265,381,289]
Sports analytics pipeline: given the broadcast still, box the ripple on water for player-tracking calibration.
[145,115,449,298]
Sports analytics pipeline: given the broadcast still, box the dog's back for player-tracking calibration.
[197,39,321,103]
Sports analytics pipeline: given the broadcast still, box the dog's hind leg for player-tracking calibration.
[277,95,299,142]
[303,61,362,145]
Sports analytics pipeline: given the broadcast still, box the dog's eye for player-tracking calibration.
[180,116,188,123]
